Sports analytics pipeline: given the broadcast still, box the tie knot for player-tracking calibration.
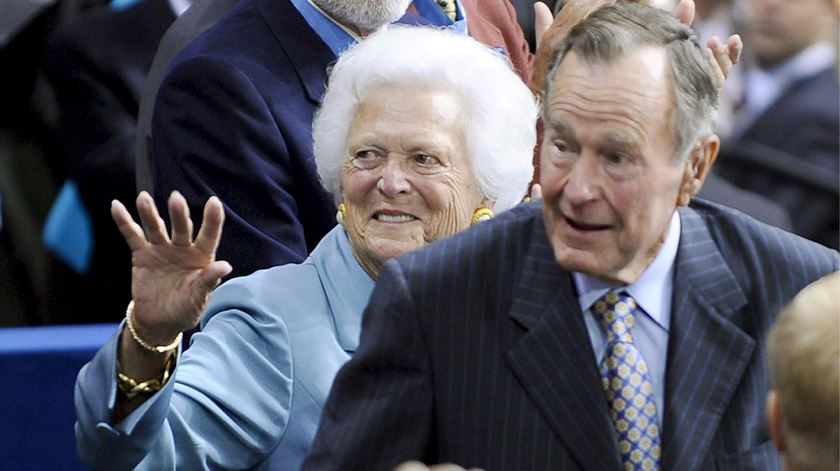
[592,291,638,343]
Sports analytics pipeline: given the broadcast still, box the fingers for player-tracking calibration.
[727,34,743,65]
[706,36,729,87]
[673,0,695,26]
[195,196,225,255]
[136,191,171,245]
[111,199,147,252]
[530,183,543,200]
[199,260,233,290]
[168,191,194,247]
[534,2,554,48]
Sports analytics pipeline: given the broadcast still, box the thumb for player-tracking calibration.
[673,0,695,26]
[199,260,233,290]
[534,2,554,48]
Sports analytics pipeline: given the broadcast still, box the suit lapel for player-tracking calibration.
[506,217,620,471]
[662,206,753,470]
[257,0,335,103]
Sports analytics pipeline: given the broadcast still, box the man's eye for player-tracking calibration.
[607,153,631,165]
[555,141,569,153]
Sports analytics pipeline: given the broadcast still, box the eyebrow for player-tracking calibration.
[600,132,639,150]
[544,118,572,139]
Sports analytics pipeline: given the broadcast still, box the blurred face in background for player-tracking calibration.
[313,0,412,32]
[748,0,837,68]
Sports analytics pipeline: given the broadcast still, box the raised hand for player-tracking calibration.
[112,191,232,347]
[530,0,742,95]
[530,0,620,94]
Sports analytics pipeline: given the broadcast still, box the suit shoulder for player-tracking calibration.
[396,202,542,279]
[688,199,839,275]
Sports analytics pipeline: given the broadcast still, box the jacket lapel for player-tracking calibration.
[506,217,621,471]
[257,0,335,103]
[661,206,752,470]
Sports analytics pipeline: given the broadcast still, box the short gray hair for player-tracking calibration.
[314,26,538,213]
[543,3,718,162]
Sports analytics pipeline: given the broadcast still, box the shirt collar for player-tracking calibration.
[168,0,191,16]
[744,42,836,118]
[573,210,680,331]
[289,0,361,56]
[405,0,468,34]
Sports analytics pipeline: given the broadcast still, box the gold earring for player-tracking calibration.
[471,207,494,225]
[336,203,346,225]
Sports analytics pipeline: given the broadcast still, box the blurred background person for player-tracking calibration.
[715,0,839,248]
[767,272,839,471]
[0,0,105,325]
[40,0,182,323]
[74,26,537,470]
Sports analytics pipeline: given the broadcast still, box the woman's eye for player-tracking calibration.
[351,150,382,168]
[414,154,440,166]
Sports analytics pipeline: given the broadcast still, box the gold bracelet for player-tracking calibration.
[117,354,176,399]
[124,300,183,354]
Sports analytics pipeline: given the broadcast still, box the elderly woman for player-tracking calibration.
[74,26,537,470]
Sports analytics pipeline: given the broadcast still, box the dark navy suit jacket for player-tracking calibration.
[151,0,338,278]
[305,199,839,470]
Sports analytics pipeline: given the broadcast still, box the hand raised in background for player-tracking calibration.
[530,0,742,94]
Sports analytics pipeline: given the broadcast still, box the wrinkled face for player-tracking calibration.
[541,48,693,285]
[749,0,835,67]
[341,84,484,278]
[313,0,412,31]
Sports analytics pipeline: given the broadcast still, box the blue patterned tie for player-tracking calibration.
[593,291,662,471]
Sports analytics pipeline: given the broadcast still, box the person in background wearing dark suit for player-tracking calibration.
[134,0,237,193]
[767,272,839,471]
[146,0,532,282]
[41,0,180,322]
[716,0,839,248]
[303,4,839,470]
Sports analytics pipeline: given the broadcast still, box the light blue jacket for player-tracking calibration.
[75,226,374,470]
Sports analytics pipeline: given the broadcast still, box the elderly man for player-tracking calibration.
[302,4,839,470]
[766,272,839,471]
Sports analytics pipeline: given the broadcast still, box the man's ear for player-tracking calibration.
[766,390,787,454]
[676,134,719,207]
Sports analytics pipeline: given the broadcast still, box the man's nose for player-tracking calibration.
[377,158,412,197]
[562,156,600,205]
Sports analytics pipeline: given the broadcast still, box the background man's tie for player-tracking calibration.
[594,291,662,471]
[436,0,457,21]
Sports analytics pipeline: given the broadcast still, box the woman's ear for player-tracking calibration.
[676,135,719,207]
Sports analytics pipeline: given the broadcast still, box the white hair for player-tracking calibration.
[314,26,538,213]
